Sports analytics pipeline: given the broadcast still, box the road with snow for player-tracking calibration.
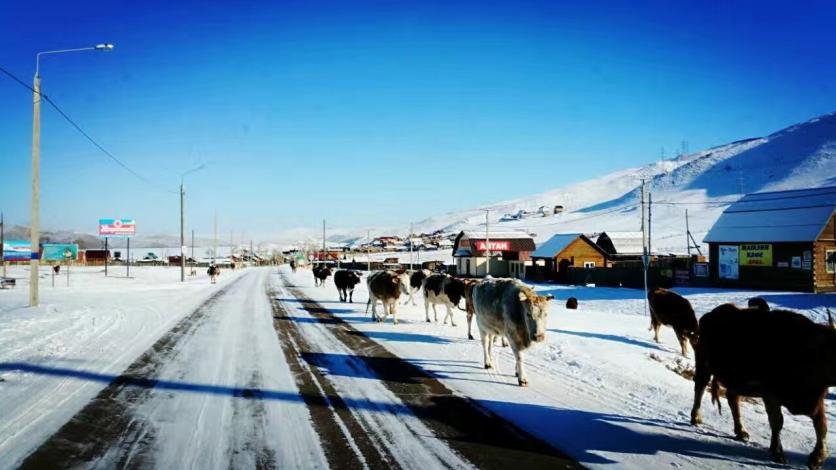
[1,264,834,469]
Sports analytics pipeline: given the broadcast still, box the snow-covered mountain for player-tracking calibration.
[320,111,836,254]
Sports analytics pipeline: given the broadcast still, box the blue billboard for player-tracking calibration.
[2,240,32,261]
[42,244,79,261]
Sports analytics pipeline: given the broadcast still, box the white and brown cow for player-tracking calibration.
[423,273,466,326]
[472,279,553,386]
[365,270,406,324]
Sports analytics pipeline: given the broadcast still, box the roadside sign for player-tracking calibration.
[43,244,78,261]
[739,244,772,267]
[2,240,31,261]
[98,218,136,237]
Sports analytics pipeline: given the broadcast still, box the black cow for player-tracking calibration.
[423,273,466,326]
[334,270,361,302]
[313,266,332,287]
[691,304,836,468]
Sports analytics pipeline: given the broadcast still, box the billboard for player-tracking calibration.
[43,244,79,261]
[98,218,136,237]
[3,240,32,261]
[474,240,511,251]
[718,245,739,280]
[739,244,772,267]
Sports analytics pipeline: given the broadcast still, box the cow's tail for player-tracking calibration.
[710,376,722,415]
[365,298,371,316]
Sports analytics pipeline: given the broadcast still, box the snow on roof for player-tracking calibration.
[533,233,582,258]
[596,231,644,255]
[703,186,836,243]
[459,230,533,240]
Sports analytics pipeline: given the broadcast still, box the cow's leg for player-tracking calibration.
[690,351,710,425]
[511,344,527,386]
[467,312,474,340]
[424,298,431,322]
[481,331,493,369]
[727,392,749,441]
[444,304,457,326]
[391,302,398,325]
[349,289,353,303]
[675,329,689,357]
[432,303,439,322]
[810,403,828,469]
[651,317,661,343]
[763,397,787,464]
[410,288,417,306]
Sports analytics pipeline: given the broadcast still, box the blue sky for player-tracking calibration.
[1,0,835,239]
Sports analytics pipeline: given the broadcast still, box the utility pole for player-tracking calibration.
[685,209,691,257]
[648,192,652,256]
[180,183,185,282]
[484,209,491,277]
[213,210,218,264]
[1,211,5,278]
[367,229,371,272]
[29,74,41,306]
[409,222,414,271]
[322,219,326,264]
[640,179,649,316]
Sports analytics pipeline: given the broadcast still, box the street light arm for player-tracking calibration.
[36,44,114,76]
[180,164,207,185]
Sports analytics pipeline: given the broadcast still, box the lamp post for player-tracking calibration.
[180,164,205,282]
[30,44,114,307]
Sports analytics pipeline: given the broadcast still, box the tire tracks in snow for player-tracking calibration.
[18,274,250,469]
[277,274,579,470]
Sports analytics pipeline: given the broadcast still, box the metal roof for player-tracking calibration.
[596,231,645,255]
[533,233,603,258]
[459,230,534,240]
[703,186,836,243]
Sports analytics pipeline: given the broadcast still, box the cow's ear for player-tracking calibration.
[392,277,400,284]
[518,291,528,302]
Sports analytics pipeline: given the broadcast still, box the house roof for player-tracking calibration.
[533,233,608,258]
[452,230,536,254]
[703,186,836,243]
[596,231,644,255]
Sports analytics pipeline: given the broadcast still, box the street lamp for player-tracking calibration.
[180,164,205,282]
[30,43,114,307]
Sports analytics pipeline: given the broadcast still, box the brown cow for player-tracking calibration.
[565,297,578,310]
[365,270,405,324]
[691,304,836,468]
[648,288,699,357]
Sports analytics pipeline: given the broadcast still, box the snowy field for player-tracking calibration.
[282,266,836,469]
[1,263,835,468]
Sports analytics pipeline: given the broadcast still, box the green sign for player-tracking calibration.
[42,244,78,261]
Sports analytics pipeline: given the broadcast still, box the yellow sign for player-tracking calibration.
[739,244,772,266]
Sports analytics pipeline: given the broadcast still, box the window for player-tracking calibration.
[583,261,595,268]
[827,250,836,274]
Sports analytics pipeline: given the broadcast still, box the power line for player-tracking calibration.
[0,64,176,194]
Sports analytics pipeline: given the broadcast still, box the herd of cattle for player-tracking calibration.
[308,265,836,468]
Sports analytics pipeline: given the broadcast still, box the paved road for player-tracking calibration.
[18,268,576,469]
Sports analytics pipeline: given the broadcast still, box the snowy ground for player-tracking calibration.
[283,266,836,469]
[2,263,835,468]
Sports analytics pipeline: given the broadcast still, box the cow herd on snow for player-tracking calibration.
[307,264,836,468]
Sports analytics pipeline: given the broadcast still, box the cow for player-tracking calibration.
[207,264,220,284]
[423,273,466,326]
[565,297,578,310]
[747,297,769,312]
[402,269,430,306]
[690,304,836,469]
[647,288,699,357]
[52,265,60,275]
[472,279,553,386]
[334,270,362,303]
[365,270,404,324]
[463,279,480,340]
[313,265,332,287]
[290,260,297,272]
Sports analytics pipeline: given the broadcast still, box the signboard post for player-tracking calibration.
[718,245,739,280]
[98,219,136,278]
[43,244,78,287]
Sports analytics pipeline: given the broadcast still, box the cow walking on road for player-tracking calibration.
[313,266,332,287]
[208,264,220,284]
[402,269,430,306]
[472,279,553,386]
[423,274,465,326]
[334,270,362,303]
[691,304,836,469]
[648,288,699,357]
[366,270,405,324]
